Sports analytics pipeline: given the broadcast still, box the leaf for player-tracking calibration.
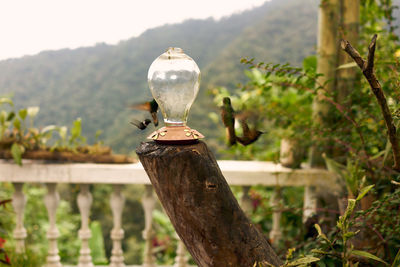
[6,112,15,122]
[0,97,13,106]
[356,185,374,201]
[303,55,317,71]
[41,125,58,134]
[339,198,357,230]
[323,153,348,180]
[11,143,25,166]
[286,256,320,266]
[343,199,356,220]
[13,118,21,131]
[314,224,330,243]
[18,109,27,120]
[391,249,400,267]
[351,250,388,265]
[58,126,68,142]
[71,118,82,139]
[382,137,392,165]
[337,62,358,69]
[343,231,358,239]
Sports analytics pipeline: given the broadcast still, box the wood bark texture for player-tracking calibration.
[136,141,282,267]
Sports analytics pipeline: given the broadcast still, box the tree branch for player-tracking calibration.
[341,34,400,172]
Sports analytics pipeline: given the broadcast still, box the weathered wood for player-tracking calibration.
[136,141,282,267]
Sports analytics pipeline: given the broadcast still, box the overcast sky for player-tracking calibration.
[0,0,267,60]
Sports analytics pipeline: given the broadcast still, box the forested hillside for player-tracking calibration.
[0,0,319,153]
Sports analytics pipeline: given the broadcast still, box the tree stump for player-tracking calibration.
[136,141,282,267]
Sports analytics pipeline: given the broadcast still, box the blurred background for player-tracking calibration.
[1,0,400,265]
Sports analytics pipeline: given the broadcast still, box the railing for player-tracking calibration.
[0,159,337,267]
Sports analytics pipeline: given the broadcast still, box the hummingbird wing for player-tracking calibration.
[130,99,159,126]
[237,119,263,146]
[130,119,146,130]
[129,102,151,112]
[144,119,152,126]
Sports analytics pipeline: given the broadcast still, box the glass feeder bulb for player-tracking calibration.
[148,47,201,127]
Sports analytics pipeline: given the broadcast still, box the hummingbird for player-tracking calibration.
[220,97,236,146]
[130,119,152,130]
[129,99,159,126]
[236,118,264,146]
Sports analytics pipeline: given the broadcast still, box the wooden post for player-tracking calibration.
[310,0,340,167]
[337,0,359,104]
[136,141,282,267]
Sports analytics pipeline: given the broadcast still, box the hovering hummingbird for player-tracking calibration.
[129,99,159,126]
[236,118,264,146]
[220,97,236,146]
[130,119,152,130]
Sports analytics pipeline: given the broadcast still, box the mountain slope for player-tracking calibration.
[0,0,319,153]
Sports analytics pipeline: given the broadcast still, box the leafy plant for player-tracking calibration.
[255,247,320,267]
[311,185,391,266]
[0,96,131,164]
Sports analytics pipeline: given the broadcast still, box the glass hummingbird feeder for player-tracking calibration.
[147,47,204,144]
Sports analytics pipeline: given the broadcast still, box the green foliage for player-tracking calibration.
[152,209,177,265]
[10,143,24,166]
[310,185,400,266]
[89,221,108,265]
[210,56,315,161]
[6,248,42,267]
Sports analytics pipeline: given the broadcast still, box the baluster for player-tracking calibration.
[269,187,282,244]
[240,186,253,216]
[303,186,317,223]
[77,184,93,267]
[44,183,62,267]
[110,184,125,267]
[174,233,188,267]
[142,185,156,267]
[12,182,27,253]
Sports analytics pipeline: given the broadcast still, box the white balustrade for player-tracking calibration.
[77,184,94,267]
[12,182,27,253]
[44,183,62,267]
[269,187,283,244]
[0,160,337,266]
[142,185,156,267]
[174,234,188,267]
[240,185,253,216]
[110,184,125,267]
[303,185,318,223]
